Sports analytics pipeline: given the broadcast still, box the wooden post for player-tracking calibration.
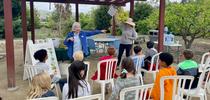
[129,0,134,18]
[158,0,165,52]
[21,0,28,59]
[112,16,116,36]
[75,3,79,22]
[30,0,35,43]
[4,0,16,89]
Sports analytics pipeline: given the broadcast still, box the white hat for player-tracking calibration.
[124,18,135,27]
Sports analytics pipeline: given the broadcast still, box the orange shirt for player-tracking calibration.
[151,67,177,100]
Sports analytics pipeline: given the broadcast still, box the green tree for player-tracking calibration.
[46,4,73,36]
[80,12,95,30]
[0,0,22,38]
[94,6,112,30]
[133,2,154,22]
[26,7,41,30]
[145,1,210,49]
[134,2,154,34]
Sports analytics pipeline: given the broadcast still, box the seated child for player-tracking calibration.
[109,57,140,100]
[144,41,158,70]
[177,49,198,88]
[151,52,176,100]
[34,49,50,74]
[62,61,91,100]
[73,51,84,61]
[58,51,85,91]
[34,49,59,83]
[27,72,55,99]
[131,46,145,69]
[91,47,118,80]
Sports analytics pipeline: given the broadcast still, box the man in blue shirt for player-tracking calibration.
[64,22,106,61]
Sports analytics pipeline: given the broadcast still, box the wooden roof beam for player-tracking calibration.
[26,0,126,6]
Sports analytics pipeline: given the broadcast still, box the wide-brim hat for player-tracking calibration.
[124,18,135,27]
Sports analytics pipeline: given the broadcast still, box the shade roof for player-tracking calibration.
[26,0,131,6]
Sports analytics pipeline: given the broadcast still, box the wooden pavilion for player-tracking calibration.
[3,0,165,89]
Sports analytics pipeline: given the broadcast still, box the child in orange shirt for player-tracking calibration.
[151,52,177,100]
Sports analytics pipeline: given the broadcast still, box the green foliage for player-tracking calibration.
[0,0,22,39]
[134,2,154,34]
[115,7,129,23]
[46,4,73,37]
[133,2,154,22]
[144,1,210,49]
[80,12,95,30]
[94,6,112,30]
[26,7,41,30]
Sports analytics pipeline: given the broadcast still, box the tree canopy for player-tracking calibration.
[94,6,112,30]
[144,1,210,49]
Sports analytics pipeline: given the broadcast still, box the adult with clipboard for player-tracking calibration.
[117,18,138,67]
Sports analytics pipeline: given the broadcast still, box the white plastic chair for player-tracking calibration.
[30,96,59,100]
[23,64,42,83]
[160,76,194,100]
[94,58,117,100]
[69,94,102,100]
[120,84,154,100]
[84,61,90,82]
[140,52,161,81]
[199,52,210,72]
[183,67,210,100]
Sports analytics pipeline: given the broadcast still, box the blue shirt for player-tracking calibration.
[73,33,82,54]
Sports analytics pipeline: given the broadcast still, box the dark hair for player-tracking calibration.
[134,46,142,54]
[107,47,115,56]
[33,49,47,62]
[147,41,154,49]
[159,52,174,66]
[68,61,87,98]
[120,57,136,78]
[183,49,194,60]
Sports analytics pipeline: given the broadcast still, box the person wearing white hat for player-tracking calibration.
[117,18,138,66]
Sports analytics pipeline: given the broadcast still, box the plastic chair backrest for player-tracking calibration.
[200,52,210,68]
[24,65,41,82]
[149,52,161,71]
[84,61,90,81]
[97,58,117,81]
[30,96,59,100]
[120,84,154,100]
[160,76,194,100]
[69,94,102,100]
[132,55,145,74]
[87,39,96,49]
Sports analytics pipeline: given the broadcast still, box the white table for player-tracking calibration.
[154,41,182,63]
[93,38,119,52]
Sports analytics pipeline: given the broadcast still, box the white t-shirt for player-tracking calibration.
[35,62,51,74]
[62,80,91,100]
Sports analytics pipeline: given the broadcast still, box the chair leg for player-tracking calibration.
[204,93,208,100]
[101,83,106,100]
[200,95,205,100]
[111,80,114,89]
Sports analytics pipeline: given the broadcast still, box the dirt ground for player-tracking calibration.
[0,35,210,100]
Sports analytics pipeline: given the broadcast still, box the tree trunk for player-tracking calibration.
[183,36,195,49]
